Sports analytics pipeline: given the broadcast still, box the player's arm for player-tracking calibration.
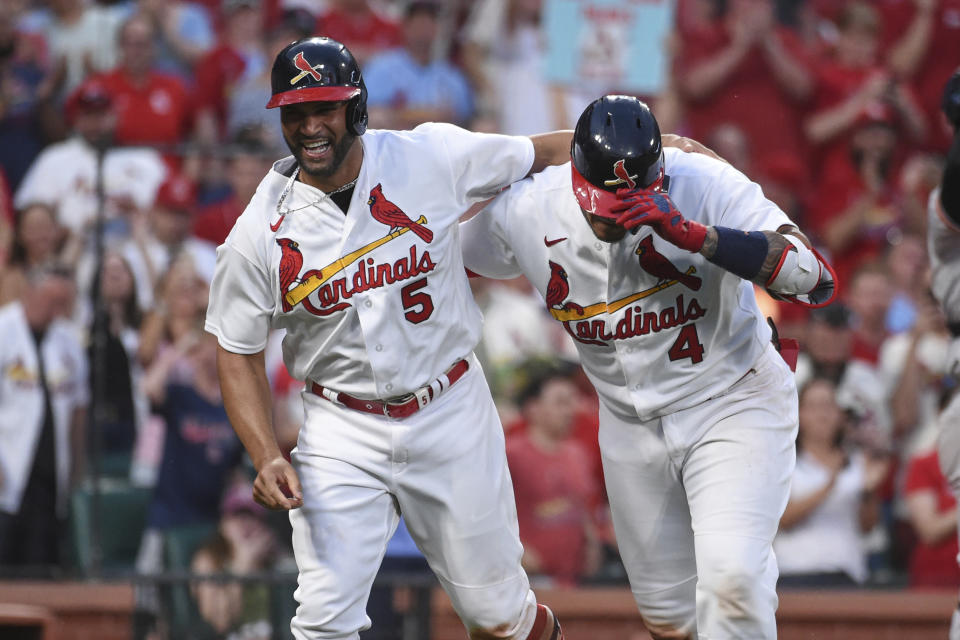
[217,347,302,510]
[614,192,836,307]
[206,243,302,510]
[528,131,573,174]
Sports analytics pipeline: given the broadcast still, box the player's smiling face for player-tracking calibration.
[280,100,357,181]
[581,208,629,243]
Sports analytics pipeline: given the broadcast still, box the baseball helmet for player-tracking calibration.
[266,36,368,136]
[571,95,664,219]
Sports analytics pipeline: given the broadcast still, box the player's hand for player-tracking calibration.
[612,189,708,252]
[253,456,303,510]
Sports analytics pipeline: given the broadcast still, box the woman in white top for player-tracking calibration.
[775,378,889,586]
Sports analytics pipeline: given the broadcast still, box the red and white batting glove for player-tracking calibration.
[612,189,708,253]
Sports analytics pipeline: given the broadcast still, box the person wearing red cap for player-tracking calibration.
[122,171,217,311]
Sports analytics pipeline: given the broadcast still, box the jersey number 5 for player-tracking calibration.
[668,323,705,364]
[401,278,434,324]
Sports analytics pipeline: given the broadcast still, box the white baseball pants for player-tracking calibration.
[288,358,538,639]
[600,344,798,639]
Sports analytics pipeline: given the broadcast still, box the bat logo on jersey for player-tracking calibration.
[367,184,434,243]
[636,236,701,290]
[545,261,585,316]
[290,52,324,84]
[542,257,706,346]
[276,235,435,316]
[603,159,638,189]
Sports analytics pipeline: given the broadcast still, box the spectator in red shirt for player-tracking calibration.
[505,362,601,587]
[192,131,273,245]
[193,0,267,143]
[804,1,926,180]
[317,0,402,65]
[845,262,893,367]
[808,111,912,286]
[674,0,814,177]
[905,448,960,588]
[881,0,960,151]
[88,14,193,148]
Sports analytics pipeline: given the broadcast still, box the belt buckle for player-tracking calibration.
[414,387,430,409]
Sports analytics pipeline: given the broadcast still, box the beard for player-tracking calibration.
[286,129,357,181]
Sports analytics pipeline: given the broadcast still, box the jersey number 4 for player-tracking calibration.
[668,323,705,364]
[401,278,434,324]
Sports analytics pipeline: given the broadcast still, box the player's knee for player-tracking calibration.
[698,562,765,620]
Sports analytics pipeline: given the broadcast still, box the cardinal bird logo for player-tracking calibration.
[603,159,638,189]
[367,184,434,243]
[277,238,305,312]
[635,236,701,291]
[545,260,585,316]
[290,51,324,85]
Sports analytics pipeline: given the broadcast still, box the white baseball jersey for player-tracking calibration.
[15,137,167,234]
[928,188,960,374]
[461,148,793,421]
[205,123,534,398]
[0,302,88,516]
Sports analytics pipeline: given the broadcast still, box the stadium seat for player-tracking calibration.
[69,480,152,575]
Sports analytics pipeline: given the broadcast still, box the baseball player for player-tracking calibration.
[931,70,960,640]
[204,37,577,640]
[460,95,836,639]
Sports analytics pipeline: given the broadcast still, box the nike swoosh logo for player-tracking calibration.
[270,214,285,232]
[544,236,567,247]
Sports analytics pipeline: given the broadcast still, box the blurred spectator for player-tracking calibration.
[0,1,62,192]
[193,132,274,245]
[795,303,854,388]
[675,0,813,176]
[462,0,566,135]
[472,276,576,398]
[883,291,950,448]
[775,378,888,587]
[804,1,926,180]
[190,483,277,640]
[904,446,960,588]
[0,265,86,573]
[88,14,193,148]
[506,361,601,586]
[836,264,894,445]
[365,1,474,129]
[809,113,910,286]
[13,80,167,240]
[137,331,243,571]
[882,0,960,151]
[316,0,402,65]
[43,0,126,96]
[124,171,216,310]
[705,122,753,176]
[138,253,210,368]
[225,8,315,153]
[884,234,928,334]
[0,203,62,306]
[89,251,146,474]
[136,0,216,80]
[194,0,267,143]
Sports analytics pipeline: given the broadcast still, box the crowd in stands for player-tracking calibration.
[0,0,958,634]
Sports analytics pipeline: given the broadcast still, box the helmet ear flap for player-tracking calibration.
[346,82,368,136]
